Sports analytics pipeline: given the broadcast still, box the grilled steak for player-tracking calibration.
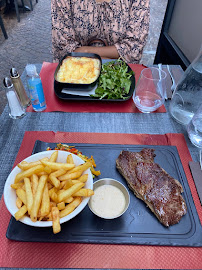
[116,148,187,226]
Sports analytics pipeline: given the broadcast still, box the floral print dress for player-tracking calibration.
[51,0,150,63]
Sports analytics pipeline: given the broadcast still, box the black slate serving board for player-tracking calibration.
[6,141,202,246]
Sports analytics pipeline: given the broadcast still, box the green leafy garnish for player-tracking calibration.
[91,59,134,100]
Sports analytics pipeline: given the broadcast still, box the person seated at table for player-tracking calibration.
[51,0,150,63]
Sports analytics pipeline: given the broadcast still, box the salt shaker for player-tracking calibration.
[10,68,31,108]
[3,77,26,119]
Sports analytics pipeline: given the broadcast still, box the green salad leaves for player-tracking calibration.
[91,59,134,100]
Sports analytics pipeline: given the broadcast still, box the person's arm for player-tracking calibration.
[51,0,81,62]
[114,0,150,63]
[74,45,120,59]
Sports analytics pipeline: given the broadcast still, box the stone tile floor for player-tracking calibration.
[0,0,168,115]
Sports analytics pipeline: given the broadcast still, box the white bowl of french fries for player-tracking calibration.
[4,150,94,234]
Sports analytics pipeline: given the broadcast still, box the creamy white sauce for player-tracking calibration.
[90,184,126,218]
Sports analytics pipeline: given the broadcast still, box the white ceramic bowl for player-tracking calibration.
[4,150,93,227]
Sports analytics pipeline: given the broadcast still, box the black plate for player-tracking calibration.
[54,59,136,101]
[6,142,202,246]
[54,52,102,92]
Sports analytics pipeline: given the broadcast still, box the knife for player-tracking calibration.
[189,161,202,206]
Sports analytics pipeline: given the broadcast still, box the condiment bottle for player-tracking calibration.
[3,77,26,119]
[10,68,31,108]
[169,45,202,125]
[25,64,46,112]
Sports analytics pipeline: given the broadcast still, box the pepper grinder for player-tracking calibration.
[3,77,26,119]
[10,68,31,108]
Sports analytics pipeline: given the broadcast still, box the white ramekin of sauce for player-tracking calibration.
[88,178,130,219]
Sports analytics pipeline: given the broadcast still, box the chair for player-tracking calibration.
[13,0,38,22]
[28,0,39,11]
[0,13,8,39]
[154,0,202,70]
[26,0,39,11]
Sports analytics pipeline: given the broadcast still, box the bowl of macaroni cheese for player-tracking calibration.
[54,52,102,93]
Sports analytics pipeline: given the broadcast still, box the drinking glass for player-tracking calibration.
[133,67,167,113]
[187,104,202,169]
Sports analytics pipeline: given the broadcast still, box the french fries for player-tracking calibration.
[66,154,74,164]
[30,175,48,222]
[40,183,50,217]
[17,160,42,170]
[16,197,23,209]
[51,207,61,234]
[73,188,94,197]
[17,158,49,171]
[31,174,39,196]
[16,188,27,205]
[14,165,44,183]
[24,177,33,215]
[49,169,66,188]
[11,151,94,234]
[58,182,84,202]
[11,183,24,190]
[40,160,75,171]
[47,144,101,177]
[49,151,58,162]
[60,197,82,218]
[15,205,27,221]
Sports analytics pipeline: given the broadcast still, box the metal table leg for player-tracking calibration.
[0,14,8,39]
[29,0,33,11]
[6,0,33,22]
[13,0,20,22]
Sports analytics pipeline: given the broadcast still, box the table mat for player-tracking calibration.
[26,62,166,113]
[0,131,202,269]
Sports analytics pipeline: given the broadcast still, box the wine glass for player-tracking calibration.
[132,67,167,113]
[187,104,202,169]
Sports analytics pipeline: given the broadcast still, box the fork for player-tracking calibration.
[167,65,177,92]
[158,63,167,99]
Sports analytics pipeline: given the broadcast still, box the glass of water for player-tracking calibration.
[187,104,202,169]
[133,67,167,113]
[187,104,202,148]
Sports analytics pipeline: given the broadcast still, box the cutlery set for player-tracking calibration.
[167,64,177,93]
[158,64,177,99]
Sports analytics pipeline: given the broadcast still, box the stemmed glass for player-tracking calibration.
[187,104,202,169]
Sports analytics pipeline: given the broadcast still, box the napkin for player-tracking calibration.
[62,84,97,96]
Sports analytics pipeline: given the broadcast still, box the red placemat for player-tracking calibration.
[26,62,166,113]
[0,131,201,269]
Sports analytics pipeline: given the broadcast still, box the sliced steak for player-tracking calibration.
[116,149,187,226]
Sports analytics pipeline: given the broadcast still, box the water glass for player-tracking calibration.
[187,104,202,148]
[133,67,167,113]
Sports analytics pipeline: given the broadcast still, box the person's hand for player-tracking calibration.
[74,45,119,59]
[74,46,89,53]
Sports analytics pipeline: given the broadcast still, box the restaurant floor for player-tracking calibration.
[0,0,168,115]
